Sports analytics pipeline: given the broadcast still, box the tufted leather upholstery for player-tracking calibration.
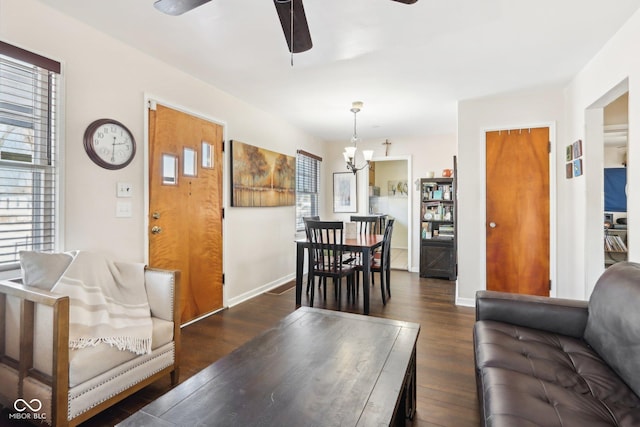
[474,262,640,427]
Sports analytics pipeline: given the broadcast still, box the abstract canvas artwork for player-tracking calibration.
[230,140,296,207]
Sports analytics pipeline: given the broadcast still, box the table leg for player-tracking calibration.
[296,243,304,307]
[362,247,370,315]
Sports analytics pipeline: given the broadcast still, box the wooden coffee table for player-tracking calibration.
[118,307,419,426]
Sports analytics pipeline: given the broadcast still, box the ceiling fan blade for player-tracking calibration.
[274,0,313,53]
[153,0,212,16]
[390,0,418,4]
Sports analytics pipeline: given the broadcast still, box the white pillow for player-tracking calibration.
[19,251,73,290]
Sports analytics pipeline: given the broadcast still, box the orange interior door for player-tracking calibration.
[486,127,550,296]
[149,103,224,323]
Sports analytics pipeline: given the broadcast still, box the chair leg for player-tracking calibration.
[323,277,328,301]
[380,270,387,305]
[309,276,315,307]
[386,267,391,298]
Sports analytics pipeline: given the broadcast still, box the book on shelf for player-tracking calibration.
[439,225,454,232]
[605,234,627,252]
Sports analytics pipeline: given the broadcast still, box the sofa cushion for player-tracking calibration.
[584,262,640,398]
[475,320,640,426]
[19,250,73,290]
[69,317,174,387]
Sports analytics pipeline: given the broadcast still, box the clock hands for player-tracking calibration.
[111,136,129,163]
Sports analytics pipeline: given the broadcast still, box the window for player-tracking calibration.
[0,42,61,270]
[295,150,321,231]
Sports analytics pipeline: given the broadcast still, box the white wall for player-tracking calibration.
[456,7,640,305]
[1,0,325,305]
[457,86,566,305]
[322,135,456,272]
[564,8,640,298]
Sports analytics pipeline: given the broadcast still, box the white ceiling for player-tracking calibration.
[36,0,640,142]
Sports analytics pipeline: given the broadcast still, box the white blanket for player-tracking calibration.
[51,251,152,355]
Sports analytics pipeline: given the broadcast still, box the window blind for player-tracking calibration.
[296,150,321,231]
[0,43,60,270]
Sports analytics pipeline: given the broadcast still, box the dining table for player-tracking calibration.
[295,233,384,315]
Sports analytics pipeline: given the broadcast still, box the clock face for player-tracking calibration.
[83,119,136,170]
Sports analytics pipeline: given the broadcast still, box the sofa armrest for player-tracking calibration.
[144,268,180,322]
[475,290,589,338]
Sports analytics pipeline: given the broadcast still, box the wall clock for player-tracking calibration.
[83,118,136,170]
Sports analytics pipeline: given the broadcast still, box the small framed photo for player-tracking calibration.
[566,145,573,161]
[573,158,583,177]
[572,139,582,158]
[566,162,573,179]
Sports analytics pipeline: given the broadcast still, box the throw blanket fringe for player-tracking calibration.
[51,251,152,355]
[70,337,151,355]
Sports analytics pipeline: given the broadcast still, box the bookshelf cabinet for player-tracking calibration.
[420,159,457,280]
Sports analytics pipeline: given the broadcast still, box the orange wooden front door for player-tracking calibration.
[486,127,550,296]
[148,103,224,324]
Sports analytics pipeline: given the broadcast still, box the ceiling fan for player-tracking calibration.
[153,0,418,54]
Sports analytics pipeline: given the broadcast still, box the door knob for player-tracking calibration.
[151,226,163,234]
[489,222,497,228]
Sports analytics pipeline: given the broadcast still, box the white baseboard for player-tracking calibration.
[456,297,475,307]
[226,273,295,308]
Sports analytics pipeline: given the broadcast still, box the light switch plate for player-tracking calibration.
[117,182,133,197]
[116,201,132,218]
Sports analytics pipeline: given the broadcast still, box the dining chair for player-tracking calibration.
[306,220,357,308]
[352,218,394,305]
[302,216,320,294]
[376,218,394,300]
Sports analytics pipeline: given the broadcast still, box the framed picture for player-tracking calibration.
[566,162,573,179]
[573,158,583,177]
[388,180,409,197]
[230,140,296,207]
[333,172,357,213]
[566,145,573,161]
[572,139,583,158]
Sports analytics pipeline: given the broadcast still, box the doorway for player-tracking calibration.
[366,156,411,271]
[485,127,550,296]
[603,93,628,268]
[584,79,629,296]
[147,102,224,324]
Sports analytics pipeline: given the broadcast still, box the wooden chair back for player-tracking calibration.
[350,215,379,235]
[306,220,349,275]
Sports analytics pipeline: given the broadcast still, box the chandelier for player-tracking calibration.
[343,101,373,174]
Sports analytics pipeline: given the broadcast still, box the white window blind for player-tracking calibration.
[296,150,321,231]
[0,42,60,270]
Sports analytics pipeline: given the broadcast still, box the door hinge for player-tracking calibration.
[549,279,552,290]
[548,141,551,153]
[222,140,225,152]
[222,207,225,219]
[222,273,225,285]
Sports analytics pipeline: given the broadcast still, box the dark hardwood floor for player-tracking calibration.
[2,270,480,426]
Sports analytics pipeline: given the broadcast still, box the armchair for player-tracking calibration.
[0,261,180,426]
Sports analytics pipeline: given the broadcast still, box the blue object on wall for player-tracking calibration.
[604,168,627,212]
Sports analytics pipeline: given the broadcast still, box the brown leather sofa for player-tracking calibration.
[474,261,640,426]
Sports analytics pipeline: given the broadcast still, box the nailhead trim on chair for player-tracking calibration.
[68,344,175,419]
